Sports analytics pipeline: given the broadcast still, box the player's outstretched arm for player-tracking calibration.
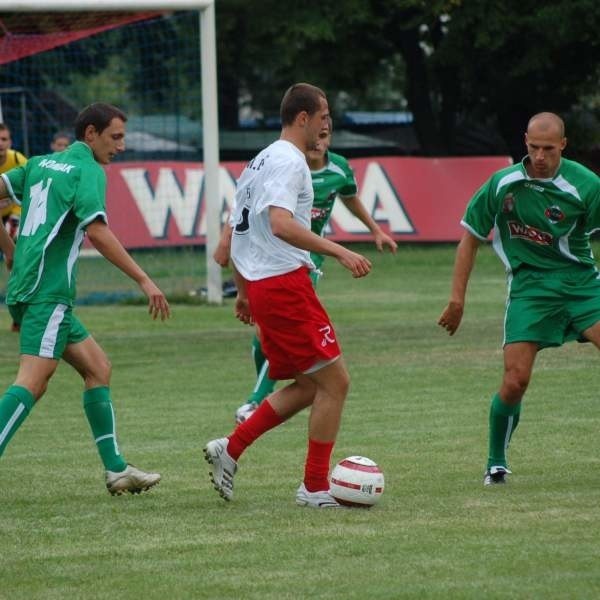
[0,224,14,271]
[0,178,15,269]
[231,264,253,325]
[438,230,481,336]
[86,220,170,321]
[343,195,397,253]
[269,206,371,278]
[213,223,233,267]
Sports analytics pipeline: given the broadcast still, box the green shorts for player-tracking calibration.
[9,302,89,359]
[504,267,600,348]
[309,252,325,287]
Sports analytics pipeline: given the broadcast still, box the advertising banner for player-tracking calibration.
[104,156,512,248]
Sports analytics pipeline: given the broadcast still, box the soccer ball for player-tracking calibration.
[330,456,384,507]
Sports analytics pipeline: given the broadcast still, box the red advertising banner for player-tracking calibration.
[104,156,512,248]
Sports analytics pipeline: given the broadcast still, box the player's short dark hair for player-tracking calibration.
[0,123,10,134]
[74,103,127,140]
[280,83,326,127]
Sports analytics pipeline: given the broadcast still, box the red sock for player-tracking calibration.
[227,399,284,460]
[304,438,335,492]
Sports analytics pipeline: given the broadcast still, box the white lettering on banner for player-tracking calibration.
[119,160,419,240]
[330,162,415,233]
[122,167,240,238]
[121,168,204,237]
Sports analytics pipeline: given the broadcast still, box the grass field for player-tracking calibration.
[1,245,600,599]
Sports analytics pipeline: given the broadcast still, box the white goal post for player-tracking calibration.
[1,0,223,304]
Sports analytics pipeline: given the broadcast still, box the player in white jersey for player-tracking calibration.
[204,83,372,508]
[439,112,600,486]
[229,138,316,280]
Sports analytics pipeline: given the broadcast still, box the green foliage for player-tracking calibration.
[2,3,599,158]
[216,0,600,157]
[60,55,134,109]
[216,0,405,119]
[2,246,600,598]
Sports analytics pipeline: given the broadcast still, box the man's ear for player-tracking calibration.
[295,111,309,127]
[84,124,97,142]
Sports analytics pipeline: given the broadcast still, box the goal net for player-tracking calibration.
[0,2,223,305]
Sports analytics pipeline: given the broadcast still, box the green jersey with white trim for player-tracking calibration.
[1,141,108,306]
[310,150,358,237]
[462,157,600,273]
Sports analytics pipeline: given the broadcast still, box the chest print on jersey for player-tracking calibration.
[311,207,329,220]
[502,193,515,213]
[544,205,565,224]
[507,221,553,246]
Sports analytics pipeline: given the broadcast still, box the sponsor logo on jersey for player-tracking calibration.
[544,205,565,224]
[507,220,553,245]
[502,193,515,213]
[524,182,545,192]
[311,207,329,220]
[39,158,75,173]
[246,154,268,172]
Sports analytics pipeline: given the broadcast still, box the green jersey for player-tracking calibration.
[1,141,108,306]
[309,151,357,272]
[463,157,600,274]
[310,150,358,236]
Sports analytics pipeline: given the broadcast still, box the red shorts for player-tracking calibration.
[246,267,341,380]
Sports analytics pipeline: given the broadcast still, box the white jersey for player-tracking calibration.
[230,139,315,280]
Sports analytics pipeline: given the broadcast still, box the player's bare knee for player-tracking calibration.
[337,369,350,399]
[82,355,112,386]
[95,356,112,384]
[18,380,48,401]
[502,368,530,401]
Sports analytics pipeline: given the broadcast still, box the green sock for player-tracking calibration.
[487,393,521,470]
[83,386,127,473]
[0,386,35,457]
[248,335,276,405]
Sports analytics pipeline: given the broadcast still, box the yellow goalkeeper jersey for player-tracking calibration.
[0,149,27,218]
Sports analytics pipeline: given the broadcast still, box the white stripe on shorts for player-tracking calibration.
[39,304,68,358]
[303,355,340,375]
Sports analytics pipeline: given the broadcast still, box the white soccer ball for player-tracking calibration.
[330,456,385,507]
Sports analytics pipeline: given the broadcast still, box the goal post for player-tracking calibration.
[1,0,223,304]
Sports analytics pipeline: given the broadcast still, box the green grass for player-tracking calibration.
[1,245,600,599]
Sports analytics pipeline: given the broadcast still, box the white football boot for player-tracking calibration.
[105,464,161,495]
[484,465,511,486]
[204,437,238,501]
[235,402,258,425]
[295,483,341,508]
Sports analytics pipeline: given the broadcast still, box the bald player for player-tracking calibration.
[438,112,600,486]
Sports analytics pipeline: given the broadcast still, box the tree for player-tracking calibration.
[436,0,600,158]
[216,0,600,159]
